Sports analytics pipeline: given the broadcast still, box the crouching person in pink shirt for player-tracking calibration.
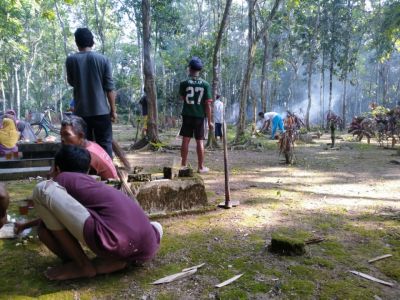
[33,145,162,280]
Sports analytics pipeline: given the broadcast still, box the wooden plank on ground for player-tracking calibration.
[182,263,205,272]
[215,273,244,288]
[368,254,392,263]
[151,269,197,285]
[349,270,394,287]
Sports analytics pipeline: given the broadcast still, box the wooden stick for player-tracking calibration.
[368,254,392,263]
[222,120,231,207]
[305,237,325,245]
[215,273,244,288]
[151,269,197,285]
[182,263,205,272]
[349,270,394,287]
[117,168,137,201]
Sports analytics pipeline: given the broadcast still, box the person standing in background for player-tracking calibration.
[66,28,116,158]
[214,95,224,141]
[179,57,214,173]
[139,89,148,137]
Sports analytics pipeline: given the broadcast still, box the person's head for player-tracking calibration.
[54,145,91,175]
[0,183,9,229]
[61,116,87,146]
[188,56,203,74]
[216,95,221,101]
[2,118,17,131]
[74,28,94,49]
[258,112,265,119]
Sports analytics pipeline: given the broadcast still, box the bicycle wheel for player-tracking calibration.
[31,123,49,139]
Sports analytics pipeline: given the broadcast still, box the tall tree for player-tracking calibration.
[235,0,282,142]
[206,0,233,148]
[142,0,159,143]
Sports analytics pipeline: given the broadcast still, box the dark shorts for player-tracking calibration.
[179,116,205,140]
[215,123,222,137]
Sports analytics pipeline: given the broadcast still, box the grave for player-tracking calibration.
[0,142,60,180]
[128,169,209,214]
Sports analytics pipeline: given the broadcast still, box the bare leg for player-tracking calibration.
[92,257,128,275]
[37,223,70,262]
[181,137,191,167]
[44,229,96,280]
[196,139,205,170]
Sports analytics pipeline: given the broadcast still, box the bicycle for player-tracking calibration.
[29,108,61,138]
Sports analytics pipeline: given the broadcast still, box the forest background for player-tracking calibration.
[1,0,400,142]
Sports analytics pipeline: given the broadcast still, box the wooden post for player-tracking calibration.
[218,120,239,208]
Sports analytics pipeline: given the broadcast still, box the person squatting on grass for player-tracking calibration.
[21,145,162,280]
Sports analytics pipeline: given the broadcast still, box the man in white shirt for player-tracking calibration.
[258,111,285,139]
[214,95,224,140]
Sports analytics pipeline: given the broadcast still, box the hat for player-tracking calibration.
[188,56,203,71]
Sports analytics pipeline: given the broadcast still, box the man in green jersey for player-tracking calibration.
[179,57,213,173]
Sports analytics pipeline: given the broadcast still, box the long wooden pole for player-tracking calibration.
[222,120,231,206]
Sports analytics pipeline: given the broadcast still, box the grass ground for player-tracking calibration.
[1,125,400,299]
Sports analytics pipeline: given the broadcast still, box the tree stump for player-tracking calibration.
[268,233,306,256]
[178,168,194,177]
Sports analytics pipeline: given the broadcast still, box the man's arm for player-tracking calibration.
[15,218,41,234]
[264,119,271,131]
[205,100,214,130]
[107,91,117,122]
[65,57,74,87]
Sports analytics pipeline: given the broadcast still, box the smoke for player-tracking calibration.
[288,75,344,124]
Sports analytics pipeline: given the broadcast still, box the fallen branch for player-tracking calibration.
[305,237,325,245]
[151,264,205,285]
[182,263,206,272]
[215,273,244,288]
[116,168,137,201]
[368,254,392,263]
[349,270,394,287]
[151,269,197,285]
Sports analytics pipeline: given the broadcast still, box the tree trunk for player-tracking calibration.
[235,0,282,142]
[54,0,68,57]
[260,34,268,112]
[320,53,325,128]
[305,60,313,130]
[14,65,20,119]
[207,0,232,148]
[342,76,347,127]
[328,56,333,112]
[1,80,6,113]
[94,0,108,54]
[142,0,159,143]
